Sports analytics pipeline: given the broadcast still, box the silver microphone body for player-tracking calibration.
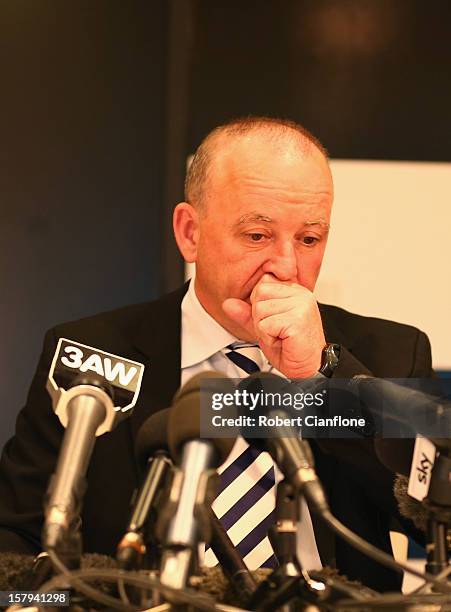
[160,440,216,589]
[44,383,115,550]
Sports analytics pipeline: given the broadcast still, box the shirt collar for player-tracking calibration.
[181,279,238,368]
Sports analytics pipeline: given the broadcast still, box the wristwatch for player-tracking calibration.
[318,343,341,377]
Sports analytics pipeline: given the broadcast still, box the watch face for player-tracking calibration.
[320,343,340,377]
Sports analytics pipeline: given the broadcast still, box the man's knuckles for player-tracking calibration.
[252,281,291,301]
[257,314,283,338]
[252,298,288,320]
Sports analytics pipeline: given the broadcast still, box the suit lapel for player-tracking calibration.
[129,284,188,440]
[319,303,350,347]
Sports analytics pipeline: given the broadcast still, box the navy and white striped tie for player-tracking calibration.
[206,342,278,569]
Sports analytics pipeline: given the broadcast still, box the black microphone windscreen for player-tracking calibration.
[374,438,414,476]
[169,371,236,466]
[135,408,170,465]
[237,371,285,391]
[237,372,313,453]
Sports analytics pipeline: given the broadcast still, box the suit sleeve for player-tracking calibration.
[409,329,434,378]
[332,346,373,378]
[0,329,65,553]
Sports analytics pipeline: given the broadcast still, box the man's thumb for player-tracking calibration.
[222,298,252,328]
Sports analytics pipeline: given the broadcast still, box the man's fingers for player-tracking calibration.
[251,281,310,303]
[257,313,286,343]
[252,297,297,323]
[259,335,280,350]
[256,325,277,348]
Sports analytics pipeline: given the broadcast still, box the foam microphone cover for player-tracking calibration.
[168,371,236,466]
[0,554,368,607]
[197,566,369,607]
[0,553,35,589]
[393,474,429,532]
[135,408,170,467]
[237,370,288,402]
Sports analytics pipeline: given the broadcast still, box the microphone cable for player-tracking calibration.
[41,548,251,612]
[411,563,451,596]
[335,590,451,610]
[319,509,451,594]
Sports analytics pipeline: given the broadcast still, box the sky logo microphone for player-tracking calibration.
[407,436,436,502]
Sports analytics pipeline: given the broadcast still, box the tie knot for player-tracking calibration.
[225,342,265,374]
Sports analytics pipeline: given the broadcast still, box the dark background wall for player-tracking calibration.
[1,1,167,441]
[1,0,450,447]
[188,0,451,161]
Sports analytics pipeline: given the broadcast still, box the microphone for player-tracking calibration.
[380,435,451,577]
[374,438,415,476]
[375,435,437,505]
[239,372,330,516]
[394,469,451,576]
[27,552,54,590]
[351,375,451,448]
[159,371,236,590]
[135,407,171,468]
[44,338,145,550]
[207,508,257,601]
[394,474,429,532]
[350,376,450,515]
[132,399,257,596]
[379,436,451,519]
[116,409,172,570]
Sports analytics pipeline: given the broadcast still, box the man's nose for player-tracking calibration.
[262,241,298,281]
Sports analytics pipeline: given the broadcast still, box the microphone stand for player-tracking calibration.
[43,466,85,572]
[157,462,220,600]
[424,453,451,579]
[40,527,87,610]
[208,508,258,601]
[117,451,172,571]
[248,480,329,612]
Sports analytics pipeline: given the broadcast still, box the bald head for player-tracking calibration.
[185,116,329,213]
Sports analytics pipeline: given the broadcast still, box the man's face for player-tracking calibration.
[189,135,333,339]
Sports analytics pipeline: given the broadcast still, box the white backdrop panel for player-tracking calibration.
[317,160,450,369]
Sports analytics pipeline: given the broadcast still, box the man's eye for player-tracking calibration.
[247,233,265,242]
[301,236,319,246]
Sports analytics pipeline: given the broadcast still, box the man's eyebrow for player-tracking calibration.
[234,213,273,226]
[233,214,330,230]
[305,219,331,230]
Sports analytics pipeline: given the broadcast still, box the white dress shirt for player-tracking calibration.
[181,279,322,571]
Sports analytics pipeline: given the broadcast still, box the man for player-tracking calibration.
[0,117,432,592]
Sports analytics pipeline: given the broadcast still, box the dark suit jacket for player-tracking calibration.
[0,284,433,592]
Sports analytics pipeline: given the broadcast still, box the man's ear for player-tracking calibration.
[173,202,199,263]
